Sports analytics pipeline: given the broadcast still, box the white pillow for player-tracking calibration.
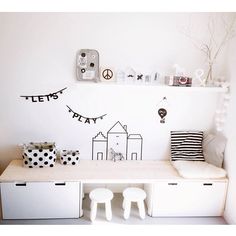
[172,161,227,179]
[203,133,227,168]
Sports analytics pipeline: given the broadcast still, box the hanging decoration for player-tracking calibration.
[158,108,167,123]
[20,87,67,103]
[66,105,107,124]
[157,97,169,124]
[214,88,230,132]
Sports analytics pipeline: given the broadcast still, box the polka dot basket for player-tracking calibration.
[23,142,57,168]
[60,150,80,165]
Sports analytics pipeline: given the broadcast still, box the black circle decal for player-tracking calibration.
[102,69,113,80]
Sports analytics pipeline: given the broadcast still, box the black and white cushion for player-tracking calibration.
[171,131,204,161]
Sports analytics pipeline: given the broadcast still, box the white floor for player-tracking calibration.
[0,194,227,225]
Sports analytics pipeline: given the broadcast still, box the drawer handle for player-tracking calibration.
[55,183,66,186]
[168,183,178,185]
[15,183,26,186]
[203,183,213,186]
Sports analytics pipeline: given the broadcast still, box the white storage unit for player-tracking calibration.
[0,181,81,219]
[144,180,228,217]
[0,160,228,219]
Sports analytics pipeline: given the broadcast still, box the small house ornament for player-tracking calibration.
[125,67,136,84]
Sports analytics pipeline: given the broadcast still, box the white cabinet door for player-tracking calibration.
[151,181,227,217]
[0,181,81,219]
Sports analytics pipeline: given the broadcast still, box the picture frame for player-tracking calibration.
[76,49,99,82]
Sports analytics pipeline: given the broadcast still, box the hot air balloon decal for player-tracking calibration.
[158,108,167,123]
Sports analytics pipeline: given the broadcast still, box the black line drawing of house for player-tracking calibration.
[92,121,143,160]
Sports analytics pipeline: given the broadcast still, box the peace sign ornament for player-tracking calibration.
[100,67,116,82]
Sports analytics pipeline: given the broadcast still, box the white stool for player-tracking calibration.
[122,187,146,220]
[89,188,113,222]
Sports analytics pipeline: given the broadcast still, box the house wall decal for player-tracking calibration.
[92,121,143,160]
[92,132,107,160]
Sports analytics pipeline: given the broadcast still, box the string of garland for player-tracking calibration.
[66,105,107,124]
[20,87,67,102]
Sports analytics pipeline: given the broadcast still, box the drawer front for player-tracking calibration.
[0,181,80,219]
[151,181,227,217]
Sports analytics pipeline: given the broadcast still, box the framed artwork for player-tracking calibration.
[76,49,99,82]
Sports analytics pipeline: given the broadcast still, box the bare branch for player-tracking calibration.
[212,16,236,62]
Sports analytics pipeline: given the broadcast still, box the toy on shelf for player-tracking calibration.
[109,148,125,162]
[165,75,192,87]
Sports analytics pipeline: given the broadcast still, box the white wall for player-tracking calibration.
[223,36,236,224]
[0,13,229,173]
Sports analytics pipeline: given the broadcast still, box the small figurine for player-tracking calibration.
[109,148,124,162]
[173,64,186,76]
[195,69,205,86]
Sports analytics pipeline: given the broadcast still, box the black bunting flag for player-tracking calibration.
[20,87,67,102]
[66,105,107,124]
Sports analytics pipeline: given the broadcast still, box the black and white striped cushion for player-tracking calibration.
[171,131,205,161]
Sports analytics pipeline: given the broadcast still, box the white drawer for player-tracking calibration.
[0,181,81,219]
[148,180,227,217]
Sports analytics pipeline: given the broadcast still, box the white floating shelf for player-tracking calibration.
[75,82,228,93]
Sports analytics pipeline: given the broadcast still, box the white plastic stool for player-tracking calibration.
[89,188,113,222]
[122,187,146,220]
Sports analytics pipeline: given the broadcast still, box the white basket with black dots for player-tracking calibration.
[60,150,80,165]
[22,142,57,168]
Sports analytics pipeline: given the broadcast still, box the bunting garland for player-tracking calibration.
[20,87,67,102]
[66,105,107,124]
